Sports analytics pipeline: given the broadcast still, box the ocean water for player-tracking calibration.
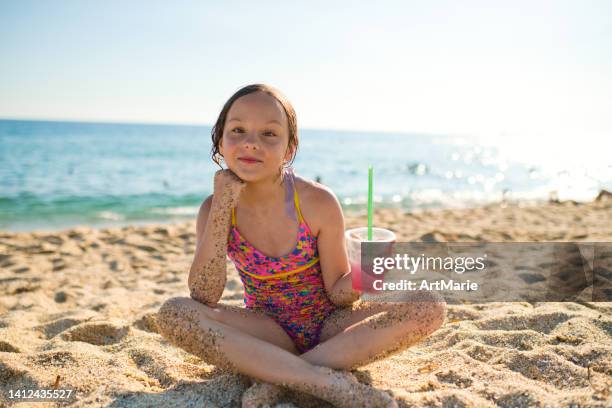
[1,119,610,231]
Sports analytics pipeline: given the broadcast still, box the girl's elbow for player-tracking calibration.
[188,284,221,307]
[328,288,360,307]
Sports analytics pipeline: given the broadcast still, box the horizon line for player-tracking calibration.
[0,116,472,139]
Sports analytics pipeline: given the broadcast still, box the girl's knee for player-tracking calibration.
[415,297,446,334]
[159,296,191,317]
[428,298,447,331]
[394,291,447,332]
[156,298,235,372]
[157,296,207,332]
[419,290,447,327]
[157,296,223,334]
[158,296,180,316]
[157,297,188,334]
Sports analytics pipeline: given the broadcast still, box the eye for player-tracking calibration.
[231,127,244,134]
[263,130,276,137]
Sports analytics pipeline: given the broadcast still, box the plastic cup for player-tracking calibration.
[346,227,396,293]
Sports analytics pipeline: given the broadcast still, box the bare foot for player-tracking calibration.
[302,366,398,408]
[242,381,287,408]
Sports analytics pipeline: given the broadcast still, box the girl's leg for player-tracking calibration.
[235,291,444,407]
[183,298,300,354]
[301,291,447,370]
[156,297,397,408]
[157,296,309,376]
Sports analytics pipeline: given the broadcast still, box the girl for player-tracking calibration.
[157,84,446,408]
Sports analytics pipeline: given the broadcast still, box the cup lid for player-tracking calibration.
[345,227,396,242]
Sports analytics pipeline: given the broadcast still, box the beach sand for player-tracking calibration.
[1,197,611,407]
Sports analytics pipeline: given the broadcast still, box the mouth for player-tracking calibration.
[238,157,262,164]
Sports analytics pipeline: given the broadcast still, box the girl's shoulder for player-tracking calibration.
[293,176,343,237]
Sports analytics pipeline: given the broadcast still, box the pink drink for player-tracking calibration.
[350,260,363,291]
[350,259,384,293]
[346,227,396,293]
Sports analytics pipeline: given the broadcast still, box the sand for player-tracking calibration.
[1,197,611,407]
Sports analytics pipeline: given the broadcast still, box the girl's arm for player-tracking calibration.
[316,188,361,306]
[327,270,360,307]
[188,170,245,306]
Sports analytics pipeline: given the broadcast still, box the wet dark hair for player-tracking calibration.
[210,83,298,170]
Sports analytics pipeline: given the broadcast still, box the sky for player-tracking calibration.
[1,0,611,141]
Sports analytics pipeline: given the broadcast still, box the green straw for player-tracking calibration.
[368,165,373,240]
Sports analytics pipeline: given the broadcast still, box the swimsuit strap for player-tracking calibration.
[292,177,305,223]
[231,170,304,227]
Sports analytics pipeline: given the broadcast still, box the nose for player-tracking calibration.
[242,131,259,149]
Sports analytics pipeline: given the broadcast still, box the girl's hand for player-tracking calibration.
[214,169,246,205]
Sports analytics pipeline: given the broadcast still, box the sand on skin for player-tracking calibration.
[0,197,611,407]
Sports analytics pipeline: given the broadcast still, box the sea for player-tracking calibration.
[1,119,610,231]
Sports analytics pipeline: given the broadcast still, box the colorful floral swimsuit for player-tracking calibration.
[226,169,337,353]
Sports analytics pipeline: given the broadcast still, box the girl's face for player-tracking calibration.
[219,91,293,183]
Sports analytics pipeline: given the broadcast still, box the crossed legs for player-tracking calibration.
[156,291,446,407]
